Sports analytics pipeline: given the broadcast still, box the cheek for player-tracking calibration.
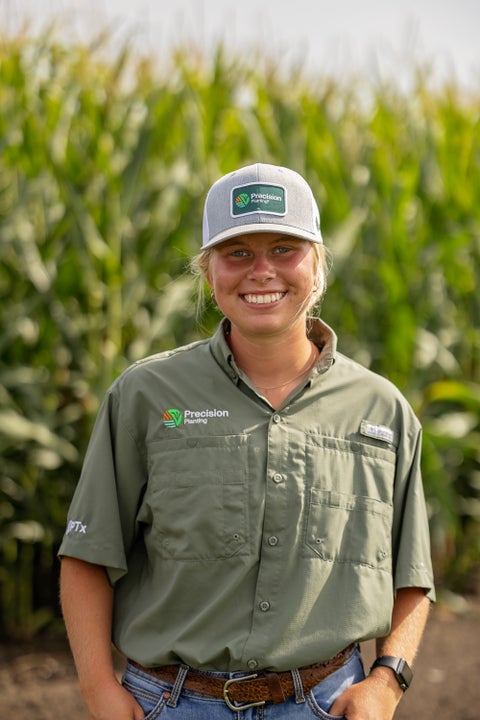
[208,259,240,292]
[298,262,320,293]
[207,273,234,307]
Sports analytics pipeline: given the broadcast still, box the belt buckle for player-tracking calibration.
[223,673,266,712]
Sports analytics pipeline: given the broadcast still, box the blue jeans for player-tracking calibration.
[122,647,365,719]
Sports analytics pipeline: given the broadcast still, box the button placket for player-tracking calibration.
[241,413,288,668]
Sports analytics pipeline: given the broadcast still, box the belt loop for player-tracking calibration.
[167,664,189,708]
[291,668,306,704]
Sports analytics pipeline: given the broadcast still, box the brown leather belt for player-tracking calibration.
[129,644,355,711]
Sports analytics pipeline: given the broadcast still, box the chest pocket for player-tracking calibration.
[304,489,393,570]
[303,436,395,570]
[143,434,249,561]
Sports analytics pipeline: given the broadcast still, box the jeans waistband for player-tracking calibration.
[128,643,356,711]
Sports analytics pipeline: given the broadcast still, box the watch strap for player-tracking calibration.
[370,656,413,691]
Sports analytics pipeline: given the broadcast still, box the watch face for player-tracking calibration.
[398,659,413,689]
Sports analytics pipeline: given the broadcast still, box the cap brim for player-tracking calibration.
[202,223,323,249]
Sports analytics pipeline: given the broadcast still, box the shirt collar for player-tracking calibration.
[307,317,337,374]
[209,317,337,382]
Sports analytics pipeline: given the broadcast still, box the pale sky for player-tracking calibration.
[4,0,479,89]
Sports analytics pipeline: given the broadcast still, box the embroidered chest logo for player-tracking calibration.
[162,408,183,428]
[162,407,230,428]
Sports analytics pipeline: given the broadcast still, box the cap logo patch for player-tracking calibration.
[231,182,286,217]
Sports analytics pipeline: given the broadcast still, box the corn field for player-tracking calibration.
[0,30,479,638]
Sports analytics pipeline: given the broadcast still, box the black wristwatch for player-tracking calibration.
[370,656,413,691]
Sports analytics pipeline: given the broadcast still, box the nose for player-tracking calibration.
[247,252,275,282]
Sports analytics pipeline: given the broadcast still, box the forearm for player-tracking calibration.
[60,557,117,694]
[60,557,144,720]
[330,587,431,720]
[362,587,429,708]
[375,587,431,667]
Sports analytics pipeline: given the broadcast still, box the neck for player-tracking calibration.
[228,324,316,390]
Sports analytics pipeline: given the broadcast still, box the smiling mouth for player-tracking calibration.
[243,292,286,305]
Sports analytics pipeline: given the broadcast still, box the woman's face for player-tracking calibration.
[206,232,318,341]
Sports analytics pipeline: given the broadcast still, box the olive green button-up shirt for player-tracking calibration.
[59,319,435,671]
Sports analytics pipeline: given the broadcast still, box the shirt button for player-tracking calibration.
[272,473,283,484]
[248,659,258,670]
[268,536,279,546]
[259,600,270,612]
[272,414,281,423]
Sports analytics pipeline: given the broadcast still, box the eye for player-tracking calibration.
[272,245,292,255]
[229,248,250,258]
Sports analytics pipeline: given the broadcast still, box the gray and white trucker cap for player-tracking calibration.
[202,163,323,249]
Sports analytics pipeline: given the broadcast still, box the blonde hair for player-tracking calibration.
[190,240,331,316]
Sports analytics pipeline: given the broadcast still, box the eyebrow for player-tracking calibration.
[221,235,301,249]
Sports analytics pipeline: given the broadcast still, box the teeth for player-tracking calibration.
[244,292,284,304]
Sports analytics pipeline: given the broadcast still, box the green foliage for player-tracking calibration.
[0,30,479,637]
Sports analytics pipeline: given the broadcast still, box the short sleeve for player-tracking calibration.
[392,425,436,601]
[58,387,147,584]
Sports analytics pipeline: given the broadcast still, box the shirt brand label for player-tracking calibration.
[360,420,395,444]
[231,182,286,217]
[66,519,87,535]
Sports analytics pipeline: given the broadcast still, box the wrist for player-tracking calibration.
[370,655,413,694]
[369,665,404,698]
[79,666,118,697]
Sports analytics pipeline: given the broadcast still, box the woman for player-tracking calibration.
[60,163,434,720]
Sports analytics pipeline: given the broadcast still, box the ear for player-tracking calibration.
[203,249,214,287]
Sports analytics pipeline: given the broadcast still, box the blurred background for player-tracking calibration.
[0,0,479,653]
